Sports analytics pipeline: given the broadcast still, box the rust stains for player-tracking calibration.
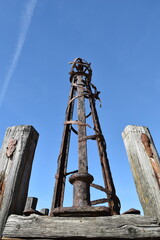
[141,133,153,158]
[0,171,5,208]
[6,138,17,158]
[141,133,160,188]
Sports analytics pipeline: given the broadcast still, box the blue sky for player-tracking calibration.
[0,0,160,214]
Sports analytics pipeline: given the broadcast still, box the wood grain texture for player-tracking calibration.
[0,126,39,236]
[3,214,160,239]
[122,125,160,222]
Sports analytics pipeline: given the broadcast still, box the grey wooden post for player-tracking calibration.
[0,125,39,236]
[122,125,160,221]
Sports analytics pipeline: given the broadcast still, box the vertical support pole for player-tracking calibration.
[0,125,38,236]
[77,75,88,173]
[122,125,160,222]
[69,75,93,207]
[51,84,75,212]
[87,82,120,215]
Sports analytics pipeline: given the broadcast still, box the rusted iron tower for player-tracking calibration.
[51,58,120,217]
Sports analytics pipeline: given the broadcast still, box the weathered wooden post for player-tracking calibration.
[122,125,160,222]
[0,125,39,236]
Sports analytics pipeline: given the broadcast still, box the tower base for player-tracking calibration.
[51,206,111,217]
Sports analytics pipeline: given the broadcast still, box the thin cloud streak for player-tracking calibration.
[0,0,37,108]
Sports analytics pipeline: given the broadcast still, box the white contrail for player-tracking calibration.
[0,0,37,108]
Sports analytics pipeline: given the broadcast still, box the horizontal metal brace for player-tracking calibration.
[68,93,91,105]
[90,183,113,195]
[65,170,78,176]
[79,134,101,142]
[91,198,108,206]
[91,183,121,210]
[64,120,92,128]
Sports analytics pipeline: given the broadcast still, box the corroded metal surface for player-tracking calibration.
[23,197,44,216]
[77,74,88,173]
[51,206,111,217]
[69,172,93,207]
[122,208,141,215]
[50,85,76,212]
[51,58,120,217]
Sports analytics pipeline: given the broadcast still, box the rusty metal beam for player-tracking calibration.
[50,84,75,211]
[77,75,88,172]
[86,80,120,215]
[91,198,108,206]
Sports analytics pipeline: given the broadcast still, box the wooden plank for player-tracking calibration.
[0,126,39,236]
[3,214,160,239]
[122,125,160,221]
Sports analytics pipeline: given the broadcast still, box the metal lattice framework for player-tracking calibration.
[50,58,120,217]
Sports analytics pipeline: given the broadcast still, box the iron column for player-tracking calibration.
[69,74,93,207]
